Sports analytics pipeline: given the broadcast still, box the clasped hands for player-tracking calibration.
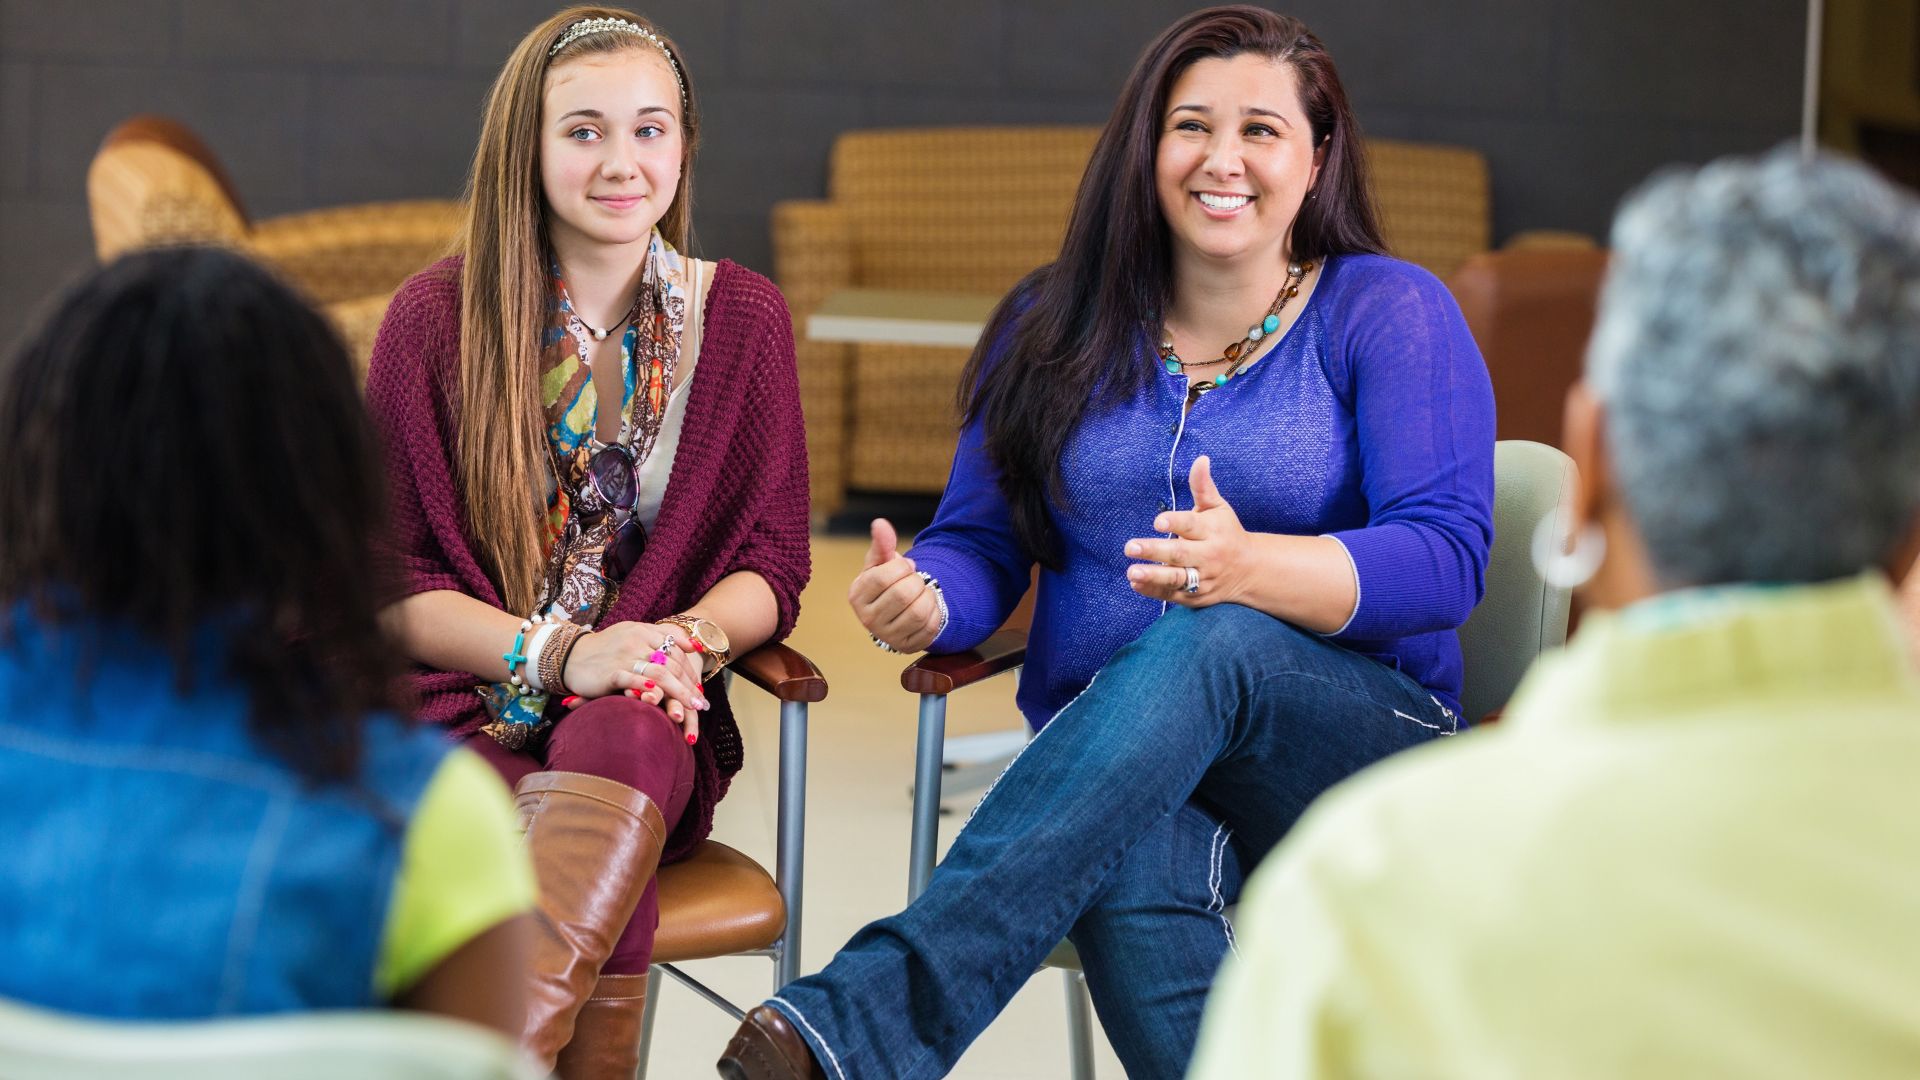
[849,455,1253,654]
[561,621,710,741]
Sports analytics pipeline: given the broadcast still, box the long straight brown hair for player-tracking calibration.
[457,6,700,614]
[960,6,1386,568]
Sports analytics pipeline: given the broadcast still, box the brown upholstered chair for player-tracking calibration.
[85,115,459,370]
[771,125,1568,516]
[1447,246,1610,448]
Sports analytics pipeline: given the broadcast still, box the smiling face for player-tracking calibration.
[540,47,684,260]
[1155,53,1324,268]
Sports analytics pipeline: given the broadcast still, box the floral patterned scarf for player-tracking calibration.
[478,230,689,748]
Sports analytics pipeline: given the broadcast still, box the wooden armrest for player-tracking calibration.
[900,629,1028,696]
[731,642,828,703]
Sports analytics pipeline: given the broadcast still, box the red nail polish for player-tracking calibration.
[624,689,638,698]
[644,680,656,690]
[686,732,698,745]
[562,695,582,708]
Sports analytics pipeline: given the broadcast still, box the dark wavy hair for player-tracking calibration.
[0,247,404,786]
[960,6,1388,567]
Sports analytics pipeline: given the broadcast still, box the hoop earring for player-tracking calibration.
[1530,512,1606,590]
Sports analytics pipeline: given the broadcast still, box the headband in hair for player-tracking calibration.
[549,17,686,106]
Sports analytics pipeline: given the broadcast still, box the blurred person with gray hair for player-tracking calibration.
[1188,147,1920,1080]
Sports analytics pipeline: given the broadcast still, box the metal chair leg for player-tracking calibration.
[1064,969,1095,1080]
[635,966,663,1079]
[909,693,948,901]
[776,699,808,989]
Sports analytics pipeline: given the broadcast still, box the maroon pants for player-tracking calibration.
[464,695,696,975]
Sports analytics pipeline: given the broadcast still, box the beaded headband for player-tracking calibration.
[548,17,686,106]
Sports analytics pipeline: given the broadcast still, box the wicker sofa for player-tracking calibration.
[772,126,1506,516]
[86,116,460,374]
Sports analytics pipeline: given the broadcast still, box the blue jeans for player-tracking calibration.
[771,604,1458,1079]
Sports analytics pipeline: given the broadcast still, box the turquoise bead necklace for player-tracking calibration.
[1159,260,1313,397]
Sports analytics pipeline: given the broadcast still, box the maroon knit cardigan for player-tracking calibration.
[364,256,811,859]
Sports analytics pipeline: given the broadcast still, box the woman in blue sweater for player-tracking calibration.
[722,8,1494,1078]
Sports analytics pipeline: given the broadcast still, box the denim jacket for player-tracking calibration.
[0,609,447,1017]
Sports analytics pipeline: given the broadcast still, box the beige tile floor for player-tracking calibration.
[642,535,1128,1078]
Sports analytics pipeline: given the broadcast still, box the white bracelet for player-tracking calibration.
[924,571,951,638]
[871,571,948,652]
[523,622,560,693]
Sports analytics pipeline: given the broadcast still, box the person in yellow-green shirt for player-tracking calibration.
[1191,148,1920,1079]
[0,247,534,1036]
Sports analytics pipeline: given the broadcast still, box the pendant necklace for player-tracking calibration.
[1160,259,1314,397]
[557,277,643,341]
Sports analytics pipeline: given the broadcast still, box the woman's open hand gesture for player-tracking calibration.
[1125,456,1254,607]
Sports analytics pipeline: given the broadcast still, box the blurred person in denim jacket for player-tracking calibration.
[0,247,532,1034]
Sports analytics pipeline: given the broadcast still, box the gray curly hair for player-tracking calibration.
[1587,148,1920,587]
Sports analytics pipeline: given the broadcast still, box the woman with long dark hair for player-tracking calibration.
[721,8,1494,1078]
[0,247,532,1033]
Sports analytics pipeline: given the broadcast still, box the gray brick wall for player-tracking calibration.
[0,0,1804,348]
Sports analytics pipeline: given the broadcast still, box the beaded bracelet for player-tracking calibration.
[503,619,536,696]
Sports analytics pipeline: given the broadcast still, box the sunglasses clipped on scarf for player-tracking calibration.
[583,440,648,580]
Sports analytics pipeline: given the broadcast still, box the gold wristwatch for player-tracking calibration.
[661,614,732,677]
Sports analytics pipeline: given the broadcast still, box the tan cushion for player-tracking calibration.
[833,126,1101,293]
[87,141,248,262]
[1369,139,1490,280]
[652,840,786,963]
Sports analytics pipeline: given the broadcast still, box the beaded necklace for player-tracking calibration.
[1160,259,1314,397]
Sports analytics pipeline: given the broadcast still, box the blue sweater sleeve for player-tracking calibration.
[1323,263,1496,640]
[909,411,1036,653]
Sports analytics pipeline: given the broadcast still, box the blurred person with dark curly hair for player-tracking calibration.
[0,247,532,1036]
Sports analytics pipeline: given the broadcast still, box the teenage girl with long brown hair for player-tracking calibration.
[366,8,809,1077]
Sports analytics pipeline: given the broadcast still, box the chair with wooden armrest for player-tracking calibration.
[636,641,827,1077]
[894,440,1577,1077]
[899,631,1099,1077]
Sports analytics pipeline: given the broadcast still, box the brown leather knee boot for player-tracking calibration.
[554,971,651,1079]
[515,771,667,1071]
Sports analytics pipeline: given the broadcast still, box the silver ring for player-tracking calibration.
[630,660,649,674]
[1183,566,1201,594]
[661,636,680,652]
